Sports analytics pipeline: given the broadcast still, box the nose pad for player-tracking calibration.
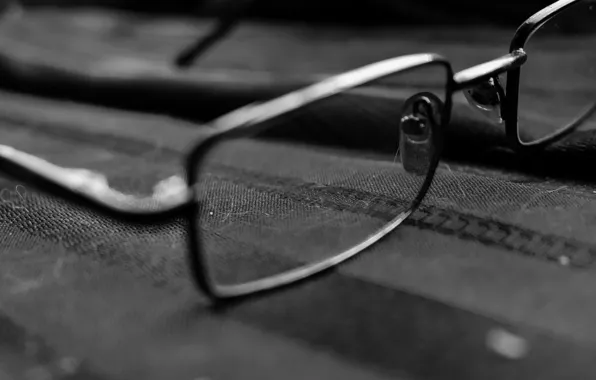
[463,76,505,124]
[398,92,442,176]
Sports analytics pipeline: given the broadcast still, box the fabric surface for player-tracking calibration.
[1,7,596,380]
[1,89,596,379]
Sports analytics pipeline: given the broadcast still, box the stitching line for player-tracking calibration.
[0,113,592,268]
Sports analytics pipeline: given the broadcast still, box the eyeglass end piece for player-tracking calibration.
[464,77,506,125]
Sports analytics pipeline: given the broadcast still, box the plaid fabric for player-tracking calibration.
[1,8,596,380]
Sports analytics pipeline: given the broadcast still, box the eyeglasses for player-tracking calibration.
[0,0,593,302]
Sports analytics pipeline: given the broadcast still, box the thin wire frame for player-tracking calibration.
[0,50,530,301]
[505,0,594,149]
[0,54,455,301]
[186,55,454,300]
[172,0,589,152]
[192,50,529,300]
[2,0,582,301]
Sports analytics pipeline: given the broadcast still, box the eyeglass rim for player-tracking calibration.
[505,0,593,149]
[0,53,455,301]
[0,0,580,301]
[0,46,528,300]
[185,55,454,300]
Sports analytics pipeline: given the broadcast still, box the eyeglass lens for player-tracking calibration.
[517,0,596,143]
[191,64,448,287]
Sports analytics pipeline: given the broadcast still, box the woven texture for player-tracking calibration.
[1,89,596,380]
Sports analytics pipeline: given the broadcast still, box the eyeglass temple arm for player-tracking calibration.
[0,146,192,224]
[452,49,527,91]
[174,0,257,69]
[0,53,443,229]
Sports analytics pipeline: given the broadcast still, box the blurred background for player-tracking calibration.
[15,0,562,26]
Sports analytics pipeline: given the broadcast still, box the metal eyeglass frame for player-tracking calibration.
[174,0,593,151]
[0,0,586,302]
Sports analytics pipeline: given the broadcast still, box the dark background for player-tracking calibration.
[20,0,554,26]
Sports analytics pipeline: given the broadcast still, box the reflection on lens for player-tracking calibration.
[517,1,596,143]
[193,64,448,288]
